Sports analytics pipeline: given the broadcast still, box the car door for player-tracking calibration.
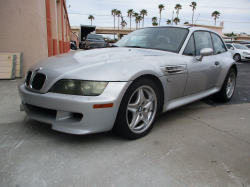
[183,31,221,96]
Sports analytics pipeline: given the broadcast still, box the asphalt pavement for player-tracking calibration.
[0,61,249,187]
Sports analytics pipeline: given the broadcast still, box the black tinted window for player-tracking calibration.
[211,33,226,54]
[183,35,195,56]
[226,44,232,49]
[194,32,213,56]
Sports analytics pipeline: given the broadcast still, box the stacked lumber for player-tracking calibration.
[0,53,23,79]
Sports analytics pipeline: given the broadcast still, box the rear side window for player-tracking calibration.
[183,35,195,56]
[194,32,213,56]
[211,33,226,54]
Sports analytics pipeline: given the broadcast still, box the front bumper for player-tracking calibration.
[241,54,250,61]
[18,81,131,135]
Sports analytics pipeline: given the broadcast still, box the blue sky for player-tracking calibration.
[67,0,250,34]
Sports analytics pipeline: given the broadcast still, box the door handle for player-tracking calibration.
[215,61,220,66]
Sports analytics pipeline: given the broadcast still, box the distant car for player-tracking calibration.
[19,26,237,139]
[240,42,250,49]
[85,34,105,49]
[226,43,250,62]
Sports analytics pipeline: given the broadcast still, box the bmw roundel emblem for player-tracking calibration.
[138,106,142,112]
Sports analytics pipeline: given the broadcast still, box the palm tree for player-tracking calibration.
[158,4,165,26]
[212,11,220,26]
[136,16,142,29]
[116,10,122,39]
[190,2,197,25]
[88,15,95,26]
[166,19,171,25]
[173,17,180,25]
[152,22,158,26]
[111,9,117,40]
[127,9,134,30]
[140,9,148,28]
[175,4,182,19]
[121,20,127,29]
[152,17,158,26]
[184,21,189,24]
[133,12,139,29]
[152,17,157,23]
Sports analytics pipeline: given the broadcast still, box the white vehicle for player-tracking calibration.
[226,43,250,62]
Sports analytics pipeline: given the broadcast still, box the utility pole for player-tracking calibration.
[171,11,174,25]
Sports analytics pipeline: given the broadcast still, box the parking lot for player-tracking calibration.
[0,61,250,187]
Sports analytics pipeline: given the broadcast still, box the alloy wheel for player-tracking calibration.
[126,86,157,134]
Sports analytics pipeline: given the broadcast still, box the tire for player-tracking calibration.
[233,54,241,62]
[213,68,236,102]
[113,78,160,140]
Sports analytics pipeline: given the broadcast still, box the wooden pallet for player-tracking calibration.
[0,53,23,78]
[0,54,16,79]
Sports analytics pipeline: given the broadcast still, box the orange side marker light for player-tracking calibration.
[93,103,113,109]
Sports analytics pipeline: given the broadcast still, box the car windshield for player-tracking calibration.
[233,44,249,50]
[115,27,188,53]
[87,35,103,40]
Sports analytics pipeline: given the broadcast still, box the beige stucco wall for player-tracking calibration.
[0,0,48,76]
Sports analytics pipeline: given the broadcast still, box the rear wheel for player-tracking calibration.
[113,78,160,140]
[213,68,236,102]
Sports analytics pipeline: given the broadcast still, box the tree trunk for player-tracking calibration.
[130,16,131,30]
[118,17,119,40]
[159,13,161,26]
[142,16,144,28]
[114,16,115,40]
[215,18,216,26]
[91,20,92,26]
[192,10,194,25]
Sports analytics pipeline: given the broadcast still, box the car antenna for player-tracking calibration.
[194,13,200,26]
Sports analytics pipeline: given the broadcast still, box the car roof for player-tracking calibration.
[143,25,218,34]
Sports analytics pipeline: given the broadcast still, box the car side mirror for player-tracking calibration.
[197,48,214,61]
[230,47,234,50]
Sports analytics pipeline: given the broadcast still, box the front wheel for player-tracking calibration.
[233,54,241,62]
[113,78,160,140]
[213,68,236,102]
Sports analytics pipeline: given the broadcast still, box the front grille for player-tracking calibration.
[25,71,32,86]
[32,73,46,90]
[89,43,102,47]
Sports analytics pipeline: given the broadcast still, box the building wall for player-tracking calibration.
[0,0,48,75]
[0,0,71,77]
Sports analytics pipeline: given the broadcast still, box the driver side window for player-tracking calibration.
[194,31,213,56]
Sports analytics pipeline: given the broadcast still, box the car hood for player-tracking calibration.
[86,39,103,42]
[29,47,180,92]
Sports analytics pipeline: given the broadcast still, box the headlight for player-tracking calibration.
[243,52,250,55]
[49,80,108,96]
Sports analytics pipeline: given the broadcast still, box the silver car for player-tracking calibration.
[19,26,237,139]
